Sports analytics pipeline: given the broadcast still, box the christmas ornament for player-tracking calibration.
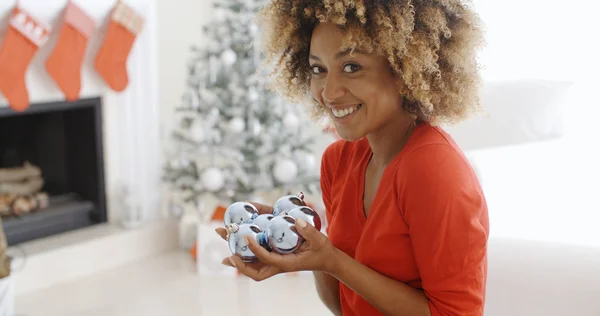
[264,214,302,254]
[221,49,237,66]
[296,151,317,172]
[228,117,245,133]
[223,201,259,227]
[200,167,224,191]
[247,89,259,102]
[214,8,227,22]
[273,158,298,184]
[288,206,322,232]
[251,119,262,135]
[227,223,264,262]
[283,112,300,130]
[252,213,274,231]
[249,23,258,35]
[190,122,205,142]
[272,192,307,216]
[223,192,321,262]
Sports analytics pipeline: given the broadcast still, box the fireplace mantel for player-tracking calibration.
[0,0,161,225]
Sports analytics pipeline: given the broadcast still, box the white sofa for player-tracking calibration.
[445,78,600,315]
[485,237,600,316]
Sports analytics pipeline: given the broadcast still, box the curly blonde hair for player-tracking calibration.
[256,0,485,125]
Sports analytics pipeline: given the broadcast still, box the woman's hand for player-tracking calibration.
[221,214,337,282]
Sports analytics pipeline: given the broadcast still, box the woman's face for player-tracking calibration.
[309,23,405,141]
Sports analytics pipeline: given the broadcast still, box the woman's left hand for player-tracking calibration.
[222,218,337,281]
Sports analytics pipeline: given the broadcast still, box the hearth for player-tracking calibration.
[0,97,106,246]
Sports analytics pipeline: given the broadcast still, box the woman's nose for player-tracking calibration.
[321,76,346,103]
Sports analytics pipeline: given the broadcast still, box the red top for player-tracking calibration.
[321,123,489,316]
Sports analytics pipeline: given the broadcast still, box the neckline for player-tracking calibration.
[356,144,372,223]
[355,122,428,222]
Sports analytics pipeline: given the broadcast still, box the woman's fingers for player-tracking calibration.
[228,255,281,281]
[248,202,274,215]
[244,235,300,272]
[215,227,228,240]
[221,257,234,267]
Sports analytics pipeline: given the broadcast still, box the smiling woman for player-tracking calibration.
[307,23,413,141]
[217,2,490,316]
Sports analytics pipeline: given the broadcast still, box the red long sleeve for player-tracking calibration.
[322,123,489,316]
[397,144,489,316]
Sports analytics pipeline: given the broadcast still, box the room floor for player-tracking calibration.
[15,251,331,316]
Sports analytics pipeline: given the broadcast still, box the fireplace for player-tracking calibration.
[0,97,106,246]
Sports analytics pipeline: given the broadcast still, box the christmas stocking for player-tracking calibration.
[0,6,51,112]
[46,1,95,101]
[94,2,144,92]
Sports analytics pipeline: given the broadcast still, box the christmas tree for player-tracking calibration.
[163,0,324,216]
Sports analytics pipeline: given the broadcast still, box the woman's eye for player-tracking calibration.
[311,66,324,74]
[343,63,361,73]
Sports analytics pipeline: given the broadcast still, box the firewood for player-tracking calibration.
[0,192,49,217]
[0,177,44,195]
[0,161,42,182]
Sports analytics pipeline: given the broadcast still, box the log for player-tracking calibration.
[0,161,42,182]
[0,177,44,195]
[0,192,49,217]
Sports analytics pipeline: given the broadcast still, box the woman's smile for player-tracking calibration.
[330,104,363,124]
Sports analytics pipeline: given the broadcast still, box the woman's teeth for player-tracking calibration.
[332,104,362,118]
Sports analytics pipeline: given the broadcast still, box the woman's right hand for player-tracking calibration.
[215,202,284,277]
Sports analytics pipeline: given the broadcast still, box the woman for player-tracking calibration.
[216,1,489,315]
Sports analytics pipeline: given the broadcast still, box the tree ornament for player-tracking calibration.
[273,158,298,184]
[272,192,307,216]
[249,23,258,35]
[251,118,262,136]
[222,192,321,261]
[283,112,299,130]
[247,89,259,102]
[227,223,263,262]
[221,49,237,66]
[214,8,227,22]
[228,116,245,133]
[223,201,259,227]
[288,206,322,231]
[252,213,274,231]
[190,121,205,142]
[294,150,316,172]
[201,167,224,191]
[264,214,302,254]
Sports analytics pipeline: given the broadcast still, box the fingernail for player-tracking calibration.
[228,257,236,268]
[296,217,307,228]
